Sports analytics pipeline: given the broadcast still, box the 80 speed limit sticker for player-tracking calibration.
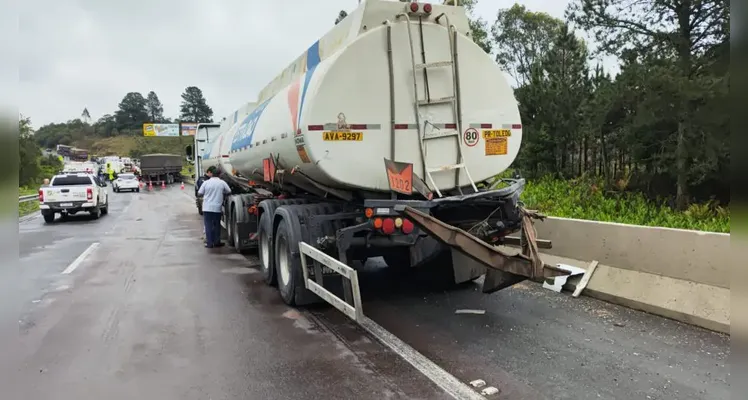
[463,128,479,147]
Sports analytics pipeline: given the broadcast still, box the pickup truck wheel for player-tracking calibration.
[101,202,109,215]
[42,212,55,223]
[90,207,101,219]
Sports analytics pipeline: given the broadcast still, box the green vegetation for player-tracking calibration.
[19,186,38,217]
[519,175,729,233]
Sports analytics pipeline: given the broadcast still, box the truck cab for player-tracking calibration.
[186,123,221,215]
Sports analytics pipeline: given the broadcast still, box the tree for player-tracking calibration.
[146,91,165,123]
[567,0,729,209]
[443,0,492,53]
[114,92,149,131]
[179,86,214,123]
[94,114,117,137]
[81,107,91,123]
[19,115,41,187]
[491,4,564,86]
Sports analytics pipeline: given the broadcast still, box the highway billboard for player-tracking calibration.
[143,123,180,137]
[180,122,198,136]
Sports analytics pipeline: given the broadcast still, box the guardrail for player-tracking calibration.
[19,194,37,203]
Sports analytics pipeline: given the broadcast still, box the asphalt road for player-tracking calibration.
[10,185,449,400]
[314,260,731,400]
[9,184,731,400]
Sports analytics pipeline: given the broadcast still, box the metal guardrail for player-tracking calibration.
[19,194,37,203]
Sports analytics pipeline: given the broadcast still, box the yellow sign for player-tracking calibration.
[485,137,508,156]
[322,131,363,141]
[143,123,180,137]
[482,129,511,139]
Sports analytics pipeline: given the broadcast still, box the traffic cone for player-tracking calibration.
[161,181,166,189]
[148,181,153,191]
[180,182,185,190]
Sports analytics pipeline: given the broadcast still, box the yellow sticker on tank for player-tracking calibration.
[322,131,363,141]
[485,137,508,156]
[482,129,511,139]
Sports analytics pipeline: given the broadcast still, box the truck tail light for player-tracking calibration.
[381,218,396,235]
[38,190,44,202]
[423,3,432,13]
[409,2,419,12]
[86,187,93,200]
[401,219,415,234]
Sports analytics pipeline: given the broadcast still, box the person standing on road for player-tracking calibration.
[197,166,231,248]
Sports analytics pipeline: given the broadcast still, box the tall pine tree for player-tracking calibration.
[179,86,213,123]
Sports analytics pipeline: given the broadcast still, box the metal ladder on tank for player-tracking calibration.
[396,12,478,198]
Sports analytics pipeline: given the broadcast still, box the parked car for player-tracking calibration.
[112,173,140,193]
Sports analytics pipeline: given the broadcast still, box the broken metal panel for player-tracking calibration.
[396,205,569,291]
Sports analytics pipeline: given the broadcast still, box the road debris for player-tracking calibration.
[542,263,586,293]
[455,309,486,315]
[469,379,486,388]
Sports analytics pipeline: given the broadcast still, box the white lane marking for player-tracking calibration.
[359,317,485,400]
[61,242,99,274]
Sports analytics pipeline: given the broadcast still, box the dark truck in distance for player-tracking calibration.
[139,153,183,185]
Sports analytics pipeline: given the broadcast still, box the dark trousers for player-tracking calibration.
[203,211,222,247]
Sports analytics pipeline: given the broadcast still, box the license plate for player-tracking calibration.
[482,129,511,139]
[60,203,73,207]
[322,131,363,141]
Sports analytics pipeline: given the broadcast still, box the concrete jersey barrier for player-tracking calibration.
[533,217,730,333]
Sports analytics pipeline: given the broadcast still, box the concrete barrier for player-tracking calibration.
[532,217,730,333]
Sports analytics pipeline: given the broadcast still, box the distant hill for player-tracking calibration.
[73,135,193,159]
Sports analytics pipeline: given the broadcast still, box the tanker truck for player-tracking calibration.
[186,0,568,310]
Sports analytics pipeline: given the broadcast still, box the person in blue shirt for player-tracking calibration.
[197,166,232,248]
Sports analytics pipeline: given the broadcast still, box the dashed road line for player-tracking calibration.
[61,242,99,274]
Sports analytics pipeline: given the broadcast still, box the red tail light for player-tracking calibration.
[38,190,44,202]
[401,219,415,234]
[382,218,396,235]
[423,3,432,13]
[86,187,93,200]
[409,2,419,12]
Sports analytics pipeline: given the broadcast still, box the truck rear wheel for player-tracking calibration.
[226,204,236,248]
[258,211,275,285]
[42,212,55,223]
[275,220,305,306]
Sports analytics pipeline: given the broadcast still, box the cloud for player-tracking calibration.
[18,0,618,127]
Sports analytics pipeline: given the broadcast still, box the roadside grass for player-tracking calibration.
[19,187,39,217]
[490,173,729,233]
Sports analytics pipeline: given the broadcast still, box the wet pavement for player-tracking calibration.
[10,185,448,400]
[8,184,731,400]
[316,263,731,400]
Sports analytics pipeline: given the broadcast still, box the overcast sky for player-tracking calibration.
[18,0,612,128]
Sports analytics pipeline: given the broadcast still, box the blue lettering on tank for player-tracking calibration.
[231,96,274,151]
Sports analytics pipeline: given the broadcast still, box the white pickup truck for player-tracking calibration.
[39,173,110,223]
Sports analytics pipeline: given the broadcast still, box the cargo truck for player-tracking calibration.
[185,0,568,310]
[139,153,183,185]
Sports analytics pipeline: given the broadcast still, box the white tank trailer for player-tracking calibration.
[187,0,567,307]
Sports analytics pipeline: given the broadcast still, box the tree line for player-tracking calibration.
[33,86,214,150]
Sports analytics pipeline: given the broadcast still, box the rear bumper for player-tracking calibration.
[40,202,96,212]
